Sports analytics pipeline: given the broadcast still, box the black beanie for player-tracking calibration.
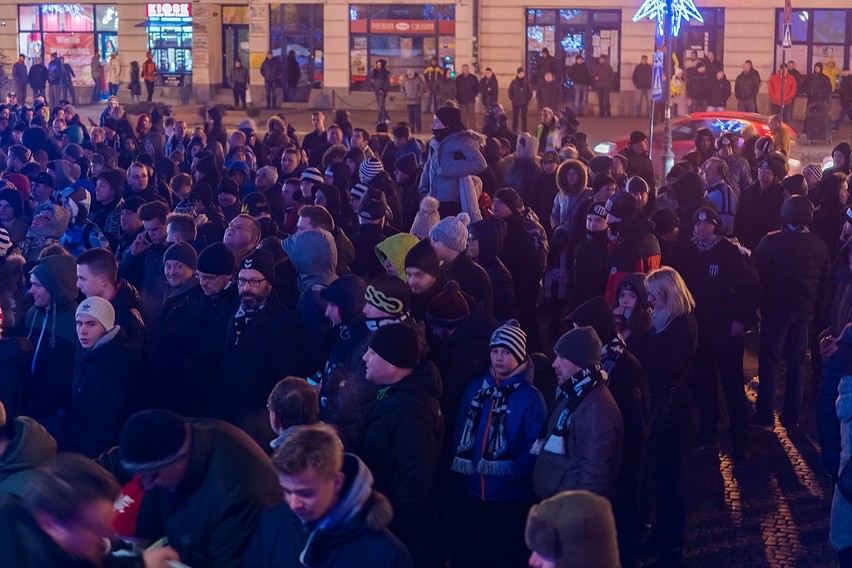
[436,106,464,132]
[218,177,240,198]
[320,274,367,321]
[404,239,441,280]
[554,326,603,369]
[567,297,617,344]
[365,274,411,315]
[650,207,680,236]
[119,410,189,473]
[164,242,198,270]
[495,187,522,213]
[239,249,276,286]
[96,168,126,199]
[198,242,236,276]
[395,153,419,177]
[369,323,420,369]
[781,195,814,227]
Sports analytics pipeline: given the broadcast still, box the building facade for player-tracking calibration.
[0,0,848,112]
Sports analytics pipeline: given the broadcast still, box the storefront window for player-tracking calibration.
[775,8,851,88]
[270,4,324,90]
[673,8,725,75]
[349,3,456,90]
[526,8,620,91]
[147,3,192,83]
[18,4,117,86]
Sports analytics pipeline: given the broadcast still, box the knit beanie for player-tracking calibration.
[359,158,384,183]
[300,167,324,185]
[4,172,31,201]
[239,249,276,286]
[197,242,236,276]
[0,228,13,258]
[566,297,617,345]
[524,490,620,568]
[0,188,23,218]
[803,163,823,182]
[368,323,420,369]
[76,296,116,330]
[625,176,649,195]
[781,194,814,228]
[22,126,47,152]
[490,319,527,365]
[429,214,469,253]
[350,182,369,200]
[64,124,84,145]
[365,274,411,316]
[218,177,240,198]
[494,187,522,213]
[164,242,198,271]
[554,326,602,369]
[96,169,127,199]
[195,155,219,180]
[119,410,189,474]
[410,196,440,240]
[395,153,419,177]
[605,191,638,221]
[781,174,807,197]
[122,196,146,214]
[591,174,617,194]
[435,106,463,132]
[320,274,367,321]
[588,155,614,175]
[404,238,442,280]
[427,280,470,328]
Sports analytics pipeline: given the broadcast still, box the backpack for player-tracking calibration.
[48,61,62,84]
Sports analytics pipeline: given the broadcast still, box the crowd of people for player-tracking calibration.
[0,81,851,568]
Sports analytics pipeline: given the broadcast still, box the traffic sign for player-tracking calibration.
[782,24,792,49]
[652,51,664,102]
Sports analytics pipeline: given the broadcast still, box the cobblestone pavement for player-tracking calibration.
[681,340,836,568]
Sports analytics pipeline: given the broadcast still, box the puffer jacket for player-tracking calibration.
[401,74,425,104]
[420,130,487,205]
[532,382,623,499]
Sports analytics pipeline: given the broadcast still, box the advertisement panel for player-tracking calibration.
[43,32,96,85]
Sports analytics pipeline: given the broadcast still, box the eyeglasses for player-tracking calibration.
[237,277,267,288]
[198,273,223,283]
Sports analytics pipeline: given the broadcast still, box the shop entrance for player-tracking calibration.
[223,24,250,86]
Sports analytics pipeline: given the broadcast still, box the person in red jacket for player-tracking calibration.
[769,63,797,123]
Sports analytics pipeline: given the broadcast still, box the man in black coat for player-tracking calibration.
[119,200,169,329]
[569,202,611,312]
[214,250,306,446]
[404,238,446,323]
[619,131,656,202]
[243,424,413,567]
[479,67,499,111]
[733,153,786,251]
[361,324,444,567]
[429,215,494,314]
[753,196,831,427]
[603,191,661,304]
[100,409,282,568]
[455,64,480,130]
[260,51,282,109]
[632,55,652,117]
[349,199,388,282]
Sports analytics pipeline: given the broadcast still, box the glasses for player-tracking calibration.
[238,277,267,288]
[198,273,223,283]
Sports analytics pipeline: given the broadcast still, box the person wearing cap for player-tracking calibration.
[532,325,622,500]
[715,133,752,195]
[64,296,134,457]
[732,153,786,251]
[215,249,306,445]
[401,238,443,321]
[99,409,281,567]
[430,213,494,315]
[359,157,404,229]
[566,201,609,312]
[244,424,413,567]
[700,157,737,234]
[90,168,126,249]
[752,195,831,428]
[419,106,487,218]
[603,187,661,304]
[524,489,620,568]
[619,131,656,205]
[360,322,443,565]
[447,319,545,567]
[676,206,760,457]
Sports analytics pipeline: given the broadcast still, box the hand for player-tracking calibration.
[820,335,838,358]
[143,546,180,568]
[613,306,625,316]
[130,231,151,256]
[730,321,745,338]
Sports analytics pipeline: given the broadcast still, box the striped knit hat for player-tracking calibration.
[0,227,12,258]
[359,158,384,183]
[300,167,324,185]
[351,183,369,200]
[490,319,527,364]
[803,163,823,182]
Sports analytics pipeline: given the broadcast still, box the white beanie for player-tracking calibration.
[76,296,116,330]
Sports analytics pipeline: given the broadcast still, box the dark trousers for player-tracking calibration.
[233,83,246,108]
[770,102,794,124]
[460,102,476,131]
[406,103,422,132]
[109,82,119,96]
[15,82,27,104]
[90,77,102,103]
[596,88,611,116]
[426,88,440,113]
[145,80,154,102]
[33,86,46,100]
[756,310,812,424]
[375,91,389,123]
[692,331,748,450]
[62,83,76,104]
[264,81,277,108]
[512,104,528,132]
[446,491,532,568]
[49,83,62,105]
[835,103,852,129]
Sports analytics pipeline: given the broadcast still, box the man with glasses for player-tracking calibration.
[214,249,306,446]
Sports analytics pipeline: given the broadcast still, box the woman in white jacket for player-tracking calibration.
[107,52,122,96]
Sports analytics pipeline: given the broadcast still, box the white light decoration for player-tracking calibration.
[632,0,704,37]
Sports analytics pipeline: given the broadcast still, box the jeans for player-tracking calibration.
[406,104,422,132]
[574,84,588,115]
[109,83,119,96]
[90,77,102,103]
[145,80,154,102]
[62,83,76,105]
[49,83,62,105]
[511,104,527,132]
[426,87,440,113]
[460,102,476,131]
[770,103,793,123]
[596,88,611,117]
[375,91,389,123]
[635,88,651,117]
[265,82,277,108]
[15,82,27,104]
[233,83,246,108]
[737,99,757,113]
[756,310,812,424]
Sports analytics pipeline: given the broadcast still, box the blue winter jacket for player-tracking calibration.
[453,358,546,501]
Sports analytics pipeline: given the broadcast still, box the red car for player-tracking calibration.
[593,111,797,162]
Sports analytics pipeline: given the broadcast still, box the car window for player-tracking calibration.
[671,124,695,141]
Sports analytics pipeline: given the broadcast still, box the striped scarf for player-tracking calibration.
[452,379,521,477]
[532,365,605,456]
[601,334,626,377]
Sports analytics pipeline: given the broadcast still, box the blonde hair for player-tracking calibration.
[272,423,343,479]
[645,267,694,318]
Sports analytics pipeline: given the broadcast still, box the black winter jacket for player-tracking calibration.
[110,279,146,347]
[500,212,544,307]
[445,252,494,315]
[569,230,610,311]
[508,77,533,106]
[455,74,479,104]
[733,181,784,252]
[604,215,661,303]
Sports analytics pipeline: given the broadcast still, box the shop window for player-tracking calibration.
[270,4,324,89]
[349,3,456,90]
[775,8,852,89]
[146,3,193,82]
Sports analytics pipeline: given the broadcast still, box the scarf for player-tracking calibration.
[531,365,605,456]
[601,334,626,377]
[452,378,521,477]
[233,301,263,346]
[365,312,408,332]
[691,233,721,252]
[651,307,675,332]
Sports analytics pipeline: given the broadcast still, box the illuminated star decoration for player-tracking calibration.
[632,0,704,37]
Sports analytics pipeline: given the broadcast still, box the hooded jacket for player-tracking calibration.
[552,159,592,235]
[0,417,57,500]
[25,255,79,418]
[469,217,515,321]
[22,204,71,262]
[111,279,146,347]
[243,454,413,568]
[420,130,488,205]
[360,359,444,558]
[604,214,661,304]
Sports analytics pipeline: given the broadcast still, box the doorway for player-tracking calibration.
[223,24,250,87]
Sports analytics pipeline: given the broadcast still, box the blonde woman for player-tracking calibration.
[632,266,698,566]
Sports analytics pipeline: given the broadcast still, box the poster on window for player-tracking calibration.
[351,37,368,83]
[43,33,95,86]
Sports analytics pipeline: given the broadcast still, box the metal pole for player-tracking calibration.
[660,2,674,180]
[780,55,786,121]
